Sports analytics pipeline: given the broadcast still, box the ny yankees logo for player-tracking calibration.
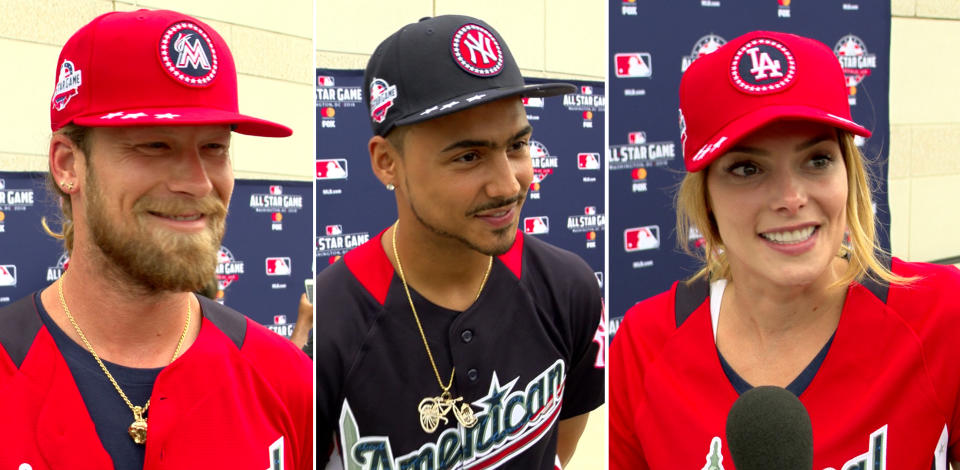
[174,33,211,71]
[451,24,504,76]
[730,38,796,95]
[463,30,497,65]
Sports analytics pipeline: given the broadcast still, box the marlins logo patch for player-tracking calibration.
[729,37,796,95]
[159,21,219,87]
[451,24,504,77]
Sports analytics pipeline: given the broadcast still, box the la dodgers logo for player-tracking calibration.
[52,60,82,111]
[451,24,504,77]
[730,38,796,95]
[369,78,398,123]
[159,21,219,86]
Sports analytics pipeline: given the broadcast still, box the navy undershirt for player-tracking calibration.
[717,333,835,397]
[36,296,160,470]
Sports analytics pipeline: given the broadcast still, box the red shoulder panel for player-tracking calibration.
[497,230,524,279]
[344,228,394,306]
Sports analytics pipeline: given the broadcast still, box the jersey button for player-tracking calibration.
[460,329,474,343]
[467,368,479,382]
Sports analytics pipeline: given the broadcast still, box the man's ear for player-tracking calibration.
[369,135,399,188]
[49,133,84,194]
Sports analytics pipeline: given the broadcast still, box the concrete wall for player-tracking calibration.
[889,0,960,262]
[0,0,313,181]
[316,2,606,469]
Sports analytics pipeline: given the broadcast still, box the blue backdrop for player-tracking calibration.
[316,69,606,285]
[609,0,892,333]
[0,172,313,338]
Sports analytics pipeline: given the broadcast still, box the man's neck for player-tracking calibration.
[383,220,495,312]
[39,253,202,369]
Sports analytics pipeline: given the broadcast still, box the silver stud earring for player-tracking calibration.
[386,183,395,191]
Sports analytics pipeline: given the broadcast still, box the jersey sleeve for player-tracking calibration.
[885,260,960,461]
[556,254,605,420]
[609,286,677,470]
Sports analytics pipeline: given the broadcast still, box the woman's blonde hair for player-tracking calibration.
[676,129,910,286]
[41,124,92,254]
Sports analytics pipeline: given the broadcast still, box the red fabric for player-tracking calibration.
[498,230,524,279]
[0,315,313,469]
[344,228,394,305]
[610,260,960,469]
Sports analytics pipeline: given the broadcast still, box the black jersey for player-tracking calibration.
[316,229,605,469]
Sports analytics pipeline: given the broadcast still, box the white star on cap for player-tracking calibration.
[154,113,180,119]
[466,94,486,102]
[439,101,460,111]
[100,112,125,119]
[120,112,148,120]
[420,105,440,116]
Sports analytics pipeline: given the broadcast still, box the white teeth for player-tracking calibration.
[761,226,815,244]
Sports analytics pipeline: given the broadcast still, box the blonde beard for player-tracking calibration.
[84,168,228,293]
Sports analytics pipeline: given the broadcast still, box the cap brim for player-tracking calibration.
[686,105,872,172]
[72,106,292,137]
[393,82,576,130]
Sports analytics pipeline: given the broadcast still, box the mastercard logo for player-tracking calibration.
[329,255,341,264]
[272,212,283,222]
[631,168,647,180]
[322,107,336,118]
[531,182,541,191]
[586,231,597,241]
[583,111,593,120]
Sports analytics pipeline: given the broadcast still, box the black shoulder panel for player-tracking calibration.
[860,254,892,304]
[198,295,247,349]
[0,295,43,368]
[675,277,709,328]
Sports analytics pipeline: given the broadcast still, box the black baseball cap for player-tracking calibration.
[364,15,576,136]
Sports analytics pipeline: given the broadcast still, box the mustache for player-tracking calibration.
[466,193,525,217]
[133,195,228,219]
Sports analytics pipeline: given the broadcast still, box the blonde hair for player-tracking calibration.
[41,124,92,254]
[676,130,911,287]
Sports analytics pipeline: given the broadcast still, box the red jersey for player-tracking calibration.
[0,294,313,469]
[610,259,960,469]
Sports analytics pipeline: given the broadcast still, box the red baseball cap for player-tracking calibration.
[50,9,292,137]
[679,30,870,172]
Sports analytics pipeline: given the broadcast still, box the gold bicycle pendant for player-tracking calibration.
[418,391,478,433]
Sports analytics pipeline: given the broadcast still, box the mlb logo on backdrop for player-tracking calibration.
[578,153,601,170]
[326,225,343,236]
[628,131,647,144]
[624,225,660,252]
[585,206,597,215]
[317,75,335,86]
[0,265,16,287]
[524,217,550,235]
[274,315,287,325]
[615,53,652,78]
[317,159,348,179]
[269,185,283,195]
[581,86,593,95]
[265,257,292,276]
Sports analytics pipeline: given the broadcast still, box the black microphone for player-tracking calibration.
[725,385,813,470]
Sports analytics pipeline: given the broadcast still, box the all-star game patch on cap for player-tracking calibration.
[364,15,576,136]
[50,9,291,137]
[679,30,871,172]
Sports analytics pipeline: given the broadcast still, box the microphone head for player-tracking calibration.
[725,385,813,470]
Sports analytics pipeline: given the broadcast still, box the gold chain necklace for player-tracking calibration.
[57,274,191,445]
[392,221,491,433]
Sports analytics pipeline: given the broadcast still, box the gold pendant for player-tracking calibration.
[128,405,148,445]
[417,391,478,433]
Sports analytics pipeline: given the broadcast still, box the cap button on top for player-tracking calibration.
[460,329,473,343]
